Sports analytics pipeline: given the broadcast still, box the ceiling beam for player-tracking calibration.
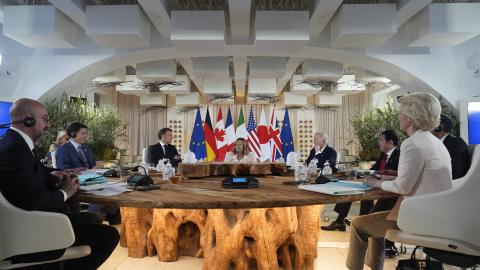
[48,0,87,29]
[227,0,251,44]
[396,0,433,27]
[276,57,303,93]
[178,58,204,94]
[309,0,343,38]
[233,56,247,98]
[137,0,171,37]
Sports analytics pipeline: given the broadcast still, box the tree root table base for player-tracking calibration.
[120,204,323,270]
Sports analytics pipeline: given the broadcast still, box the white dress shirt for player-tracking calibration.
[69,139,81,153]
[10,127,34,153]
[385,147,396,162]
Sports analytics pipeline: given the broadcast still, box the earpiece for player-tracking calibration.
[22,117,36,127]
[70,132,77,138]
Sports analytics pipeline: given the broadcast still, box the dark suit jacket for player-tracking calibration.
[147,143,181,167]
[443,134,470,179]
[305,145,337,170]
[56,140,96,170]
[0,129,67,213]
[371,147,400,172]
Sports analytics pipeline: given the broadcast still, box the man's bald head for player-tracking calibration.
[9,98,50,143]
[10,98,45,122]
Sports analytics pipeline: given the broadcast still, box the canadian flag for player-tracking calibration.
[215,108,228,161]
[257,109,271,162]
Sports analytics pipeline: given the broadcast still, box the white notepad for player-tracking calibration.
[298,181,374,195]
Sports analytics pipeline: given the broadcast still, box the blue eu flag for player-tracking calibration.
[189,107,207,160]
[280,107,295,157]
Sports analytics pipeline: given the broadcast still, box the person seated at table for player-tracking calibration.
[45,129,68,163]
[0,98,119,270]
[431,114,471,179]
[147,127,182,168]
[323,130,401,257]
[224,138,258,163]
[56,122,96,170]
[305,131,337,171]
[346,92,452,270]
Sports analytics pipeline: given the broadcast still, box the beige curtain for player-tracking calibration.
[114,93,167,157]
[104,88,372,158]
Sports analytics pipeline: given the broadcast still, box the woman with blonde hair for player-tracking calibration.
[346,92,452,270]
[46,130,68,162]
[224,138,258,163]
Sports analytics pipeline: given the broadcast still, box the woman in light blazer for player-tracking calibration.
[346,92,453,270]
[224,138,258,163]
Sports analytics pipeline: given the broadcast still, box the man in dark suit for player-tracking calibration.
[0,98,119,270]
[56,122,96,170]
[432,115,471,179]
[147,127,182,168]
[322,130,400,256]
[305,131,337,171]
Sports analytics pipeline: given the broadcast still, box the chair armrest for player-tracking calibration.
[0,201,74,260]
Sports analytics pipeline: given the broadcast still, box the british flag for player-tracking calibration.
[247,107,261,158]
[269,108,283,161]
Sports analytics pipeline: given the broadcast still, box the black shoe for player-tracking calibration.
[385,246,399,258]
[344,218,351,226]
[321,221,346,231]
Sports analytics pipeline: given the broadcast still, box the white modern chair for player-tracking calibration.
[386,145,480,268]
[286,152,298,167]
[0,193,91,269]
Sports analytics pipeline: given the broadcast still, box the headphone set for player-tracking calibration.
[0,117,36,129]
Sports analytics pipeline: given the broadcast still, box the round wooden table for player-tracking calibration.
[76,176,396,270]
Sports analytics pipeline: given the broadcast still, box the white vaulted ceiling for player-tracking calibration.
[1,0,480,105]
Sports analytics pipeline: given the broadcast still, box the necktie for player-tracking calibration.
[78,145,88,166]
[379,153,388,171]
[162,144,167,156]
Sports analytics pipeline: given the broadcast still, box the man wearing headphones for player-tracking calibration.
[56,122,96,170]
[432,115,471,179]
[0,98,119,269]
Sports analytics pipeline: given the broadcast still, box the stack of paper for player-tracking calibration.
[298,181,374,195]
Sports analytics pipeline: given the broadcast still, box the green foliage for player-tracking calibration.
[351,99,406,161]
[38,94,125,161]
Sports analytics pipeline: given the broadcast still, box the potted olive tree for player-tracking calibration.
[38,94,125,163]
[351,99,405,162]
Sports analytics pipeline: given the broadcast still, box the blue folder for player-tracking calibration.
[78,173,107,186]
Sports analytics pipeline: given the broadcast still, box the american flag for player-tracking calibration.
[247,107,261,158]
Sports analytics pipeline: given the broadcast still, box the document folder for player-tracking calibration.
[298,181,374,195]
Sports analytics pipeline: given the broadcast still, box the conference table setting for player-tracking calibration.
[75,162,396,270]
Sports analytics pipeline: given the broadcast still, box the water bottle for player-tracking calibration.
[307,159,318,183]
[294,164,307,184]
[322,161,332,175]
[163,162,175,181]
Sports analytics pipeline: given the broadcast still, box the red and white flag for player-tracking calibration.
[225,107,236,152]
[215,108,228,161]
[257,109,271,162]
[269,108,283,161]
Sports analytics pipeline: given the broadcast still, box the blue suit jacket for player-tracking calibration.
[56,141,96,170]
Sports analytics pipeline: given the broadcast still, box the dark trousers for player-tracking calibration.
[334,200,374,222]
[64,221,119,270]
[333,198,397,248]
